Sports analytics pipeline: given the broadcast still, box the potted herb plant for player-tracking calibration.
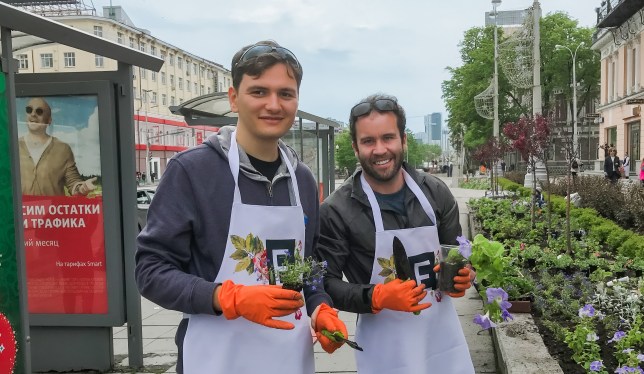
[438,236,472,293]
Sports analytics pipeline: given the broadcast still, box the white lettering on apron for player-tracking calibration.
[182,131,314,374]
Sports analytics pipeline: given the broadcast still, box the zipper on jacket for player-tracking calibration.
[267,182,273,198]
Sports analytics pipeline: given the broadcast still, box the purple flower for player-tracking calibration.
[579,304,596,318]
[456,236,472,259]
[473,312,497,330]
[501,309,514,322]
[589,360,603,371]
[608,331,626,343]
[486,288,512,310]
[637,353,644,362]
[615,366,644,373]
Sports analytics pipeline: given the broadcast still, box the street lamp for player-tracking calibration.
[555,42,585,158]
[492,0,501,139]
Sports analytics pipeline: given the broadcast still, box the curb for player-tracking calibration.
[491,313,563,373]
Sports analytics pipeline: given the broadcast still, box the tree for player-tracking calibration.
[503,114,551,226]
[334,131,357,176]
[442,13,599,167]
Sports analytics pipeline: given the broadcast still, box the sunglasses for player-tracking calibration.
[236,44,300,68]
[26,106,45,115]
[350,99,397,118]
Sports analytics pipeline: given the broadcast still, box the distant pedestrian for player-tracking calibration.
[604,148,620,184]
[622,152,630,179]
[571,157,581,181]
[640,157,644,186]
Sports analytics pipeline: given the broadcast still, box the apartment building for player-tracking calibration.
[593,0,644,176]
[12,4,233,178]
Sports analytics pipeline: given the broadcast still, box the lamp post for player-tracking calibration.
[555,42,585,158]
[142,89,154,185]
[492,0,501,139]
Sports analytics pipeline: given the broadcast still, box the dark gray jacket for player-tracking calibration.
[135,125,331,318]
[315,165,461,314]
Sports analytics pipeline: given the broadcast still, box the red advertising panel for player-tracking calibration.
[16,95,106,314]
[196,130,203,145]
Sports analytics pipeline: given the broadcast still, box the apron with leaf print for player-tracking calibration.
[354,170,474,374]
[183,131,314,374]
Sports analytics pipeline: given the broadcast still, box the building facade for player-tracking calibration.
[593,0,644,176]
[12,4,232,179]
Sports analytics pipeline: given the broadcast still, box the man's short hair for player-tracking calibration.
[348,93,406,144]
[231,40,303,90]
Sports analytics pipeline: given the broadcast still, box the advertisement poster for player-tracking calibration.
[16,95,107,314]
[1,74,21,374]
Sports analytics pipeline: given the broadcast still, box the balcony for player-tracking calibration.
[596,0,644,28]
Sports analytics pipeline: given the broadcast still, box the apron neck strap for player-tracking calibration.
[360,169,436,233]
[229,130,301,206]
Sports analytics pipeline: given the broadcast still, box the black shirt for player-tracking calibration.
[247,153,281,181]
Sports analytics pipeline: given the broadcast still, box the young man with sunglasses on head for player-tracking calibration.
[315,94,474,373]
[18,97,97,196]
[135,40,347,374]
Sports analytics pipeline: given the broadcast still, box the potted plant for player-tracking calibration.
[273,251,326,292]
[437,236,472,293]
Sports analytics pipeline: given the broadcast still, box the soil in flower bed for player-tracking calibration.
[532,309,620,373]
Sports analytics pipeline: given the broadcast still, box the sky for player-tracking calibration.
[92,0,598,133]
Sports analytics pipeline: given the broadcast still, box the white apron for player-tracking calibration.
[183,131,314,374]
[355,170,474,374]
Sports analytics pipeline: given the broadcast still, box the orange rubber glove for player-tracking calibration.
[371,279,431,313]
[433,264,472,298]
[217,280,303,330]
[314,303,348,354]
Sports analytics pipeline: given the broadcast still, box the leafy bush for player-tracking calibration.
[504,171,525,185]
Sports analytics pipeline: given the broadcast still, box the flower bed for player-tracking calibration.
[468,182,644,373]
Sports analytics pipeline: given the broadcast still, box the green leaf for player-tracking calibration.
[379,268,393,278]
[377,256,392,270]
[230,249,247,261]
[235,257,251,273]
[230,235,246,252]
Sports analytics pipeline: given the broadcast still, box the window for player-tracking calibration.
[160,52,166,61]
[152,92,157,104]
[95,54,104,67]
[63,52,76,67]
[129,37,135,48]
[171,96,175,106]
[194,82,198,93]
[177,57,183,69]
[40,53,53,68]
[161,72,166,84]
[139,43,146,53]
[162,94,167,106]
[150,46,157,56]
[178,78,183,89]
[141,69,147,79]
[201,67,205,77]
[117,32,123,44]
[200,85,204,95]
[207,87,211,94]
[193,63,197,75]
[94,26,103,37]
[169,54,175,66]
[170,75,175,87]
[186,80,191,91]
[17,54,28,69]
[186,62,191,76]
[151,71,157,81]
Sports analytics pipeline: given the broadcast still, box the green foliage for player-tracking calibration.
[469,234,507,288]
[563,315,605,373]
[334,131,357,176]
[459,178,489,190]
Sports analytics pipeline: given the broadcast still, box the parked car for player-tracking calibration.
[137,186,156,231]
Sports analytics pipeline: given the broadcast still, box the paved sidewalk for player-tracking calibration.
[108,175,495,373]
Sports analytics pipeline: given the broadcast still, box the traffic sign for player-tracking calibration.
[626,98,644,104]
[585,113,601,118]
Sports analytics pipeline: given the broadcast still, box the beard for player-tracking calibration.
[359,150,404,183]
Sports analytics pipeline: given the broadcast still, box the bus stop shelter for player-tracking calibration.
[170,92,340,200]
[1,2,162,372]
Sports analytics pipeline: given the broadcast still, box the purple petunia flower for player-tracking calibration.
[579,304,596,318]
[614,366,644,373]
[637,353,644,362]
[486,288,512,310]
[456,236,472,259]
[501,309,514,322]
[608,331,626,343]
[473,312,497,330]
[589,360,603,371]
